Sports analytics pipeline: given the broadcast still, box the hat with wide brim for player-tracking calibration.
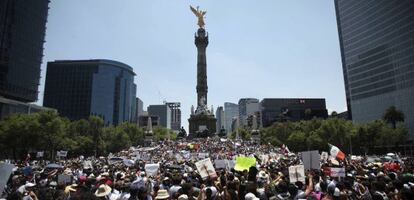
[64,184,77,193]
[155,189,170,199]
[95,184,112,197]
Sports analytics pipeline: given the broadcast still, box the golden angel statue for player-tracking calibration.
[190,5,207,28]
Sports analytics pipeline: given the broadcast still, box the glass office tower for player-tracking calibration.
[335,0,414,138]
[44,59,137,125]
[0,0,49,102]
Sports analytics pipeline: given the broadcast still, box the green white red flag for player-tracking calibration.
[328,143,345,160]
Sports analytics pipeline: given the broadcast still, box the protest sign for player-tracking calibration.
[57,151,68,158]
[0,163,15,195]
[214,159,227,169]
[288,165,305,183]
[83,160,93,169]
[58,174,72,185]
[145,163,160,177]
[234,156,256,171]
[36,151,44,158]
[195,158,217,179]
[300,150,320,170]
[321,152,329,161]
[141,153,150,161]
[330,168,346,177]
[260,154,269,164]
[198,153,209,159]
[108,157,124,165]
[227,160,236,170]
[123,159,135,167]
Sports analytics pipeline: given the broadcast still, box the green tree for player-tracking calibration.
[230,128,251,140]
[153,126,174,141]
[383,106,405,129]
[117,122,144,146]
[103,126,131,153]
[36,111,68,160]
[0,113,40,159]
[286,131,307,152]
[88,116,105,156]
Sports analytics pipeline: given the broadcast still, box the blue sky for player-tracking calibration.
[38,0,346,129]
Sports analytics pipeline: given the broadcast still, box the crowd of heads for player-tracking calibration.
[1,138,414,200]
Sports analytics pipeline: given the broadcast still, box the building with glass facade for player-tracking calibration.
[0,96,55,118]
[148,104,171,129]
[43,59,137,125]
[335,0,414,138]
[166,102,181,131]
[260,98,328,127]
[238,98,260,127]
[216,106,225,132]
[0,0,49,102]
[224,102,239,134]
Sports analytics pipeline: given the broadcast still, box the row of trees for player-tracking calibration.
[231,106,408,155]
[0,111,176,160]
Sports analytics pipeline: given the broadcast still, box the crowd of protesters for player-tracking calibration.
[1,138,414,200]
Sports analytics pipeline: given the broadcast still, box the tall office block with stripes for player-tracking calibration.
[335,0,414,138]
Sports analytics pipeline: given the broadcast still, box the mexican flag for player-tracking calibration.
[328,143,345,160]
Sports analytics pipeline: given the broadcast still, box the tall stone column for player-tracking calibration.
[195,28,209,114]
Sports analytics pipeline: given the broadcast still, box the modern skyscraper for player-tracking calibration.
[335,0,414,138]
[261,98,328,127]
[0,0,49,102]
[224,102,239,134]
[43,59,137,125]
[166,102,181,131]
[148,104,171,129]
[238,98,260,127]
[135,97,144,119]
[215,106,225,132]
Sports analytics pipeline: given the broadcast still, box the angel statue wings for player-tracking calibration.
[190,5,207,28]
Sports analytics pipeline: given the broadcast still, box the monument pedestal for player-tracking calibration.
[188,114,216,138]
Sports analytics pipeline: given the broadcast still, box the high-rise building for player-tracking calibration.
[224,102,239,134]
[335,0,414,138]
[148,104,171,129]
[0,0,50,102]
[215,106,225,132]
[135,97,144,123]
[238,98,260,127]
[138,115,160,128]
[0,0,49,103]
[166,102,181,131]
[261,98,328,127]
[43,59,137,125]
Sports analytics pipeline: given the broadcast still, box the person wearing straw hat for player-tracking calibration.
[95,184,112,198]
[155,189,170,200]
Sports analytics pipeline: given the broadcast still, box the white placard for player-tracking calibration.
[300,150,320,170]
[321,152,329,161]
[330,168,345,177]
[57,150,68,157]
[145,163,160,177]
[36,151,44,158]
[195,158,217,179]
[0,163,15,195]
[198,153,209,159]
[227,160,236,170]
[214,159,227,169]
[83,161,93,169]
[288,165,305,183]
